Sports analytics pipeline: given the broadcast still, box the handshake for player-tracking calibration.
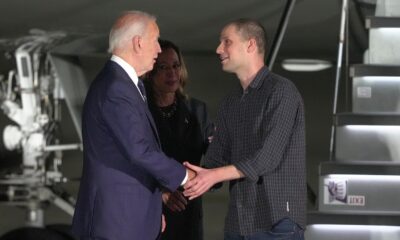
[162,162,219,212]
[162,162,243,212]
[184,162,218,199]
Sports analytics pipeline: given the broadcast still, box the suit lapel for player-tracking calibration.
[143,105,161,147]
[110,61,162,148]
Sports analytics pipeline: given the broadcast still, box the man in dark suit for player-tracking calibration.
[72,11,192,240]
[184,19,306,240]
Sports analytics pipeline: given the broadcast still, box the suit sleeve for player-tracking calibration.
[101,81,186,191]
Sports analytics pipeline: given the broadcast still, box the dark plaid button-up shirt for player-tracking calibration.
[204,66,306,235]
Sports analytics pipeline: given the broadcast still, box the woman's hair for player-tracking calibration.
[145,39,189,99]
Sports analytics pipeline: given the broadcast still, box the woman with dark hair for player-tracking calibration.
[144,39,213,240]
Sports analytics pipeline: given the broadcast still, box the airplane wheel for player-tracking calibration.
[0,116,22,171]
[46,224,77,240]
[0,227,74,240]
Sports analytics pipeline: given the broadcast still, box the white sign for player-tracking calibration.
[348,195,365,206]
[357,87,372,98]
[324,179,366,206]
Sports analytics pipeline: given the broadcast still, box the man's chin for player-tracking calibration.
[143,65,154,74]
[222,65,234,73]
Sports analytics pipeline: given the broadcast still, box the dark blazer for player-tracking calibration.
[72,60,186,240]
[146,94,213,240]
[184,98,214,155]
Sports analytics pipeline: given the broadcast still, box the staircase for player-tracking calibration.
[306,0,400,239]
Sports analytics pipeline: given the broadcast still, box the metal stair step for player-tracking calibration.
[367,16,400,64]
[307,211,400,225]
[350,66,400,113]
[335,113,400,126]
[375,0,400,17]
[318,169,400,214]
[366,16,400,28]
[309,3,400,240]
[320,161,400,175]
[306,212,400,240]
[351,64,400,77]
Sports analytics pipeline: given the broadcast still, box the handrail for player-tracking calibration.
[329,0,349,161]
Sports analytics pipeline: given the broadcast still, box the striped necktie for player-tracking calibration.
[137,79,147,102]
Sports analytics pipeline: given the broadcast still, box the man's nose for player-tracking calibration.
[157,43,162,53]
[216,43,223,54]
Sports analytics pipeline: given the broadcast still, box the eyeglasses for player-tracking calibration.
[156,63,181,71]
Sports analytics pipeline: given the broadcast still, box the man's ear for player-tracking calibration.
[247,38,257,53]
[132,35,141,53]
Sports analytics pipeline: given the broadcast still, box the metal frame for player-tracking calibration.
[266,0,297,70]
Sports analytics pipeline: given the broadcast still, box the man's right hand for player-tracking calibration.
[187,168,196,180]
[162,191,188,212]
[182,162,218,200]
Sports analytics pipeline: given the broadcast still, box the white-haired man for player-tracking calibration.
[72,11,193,240]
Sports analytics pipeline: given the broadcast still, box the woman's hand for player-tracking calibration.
[162,190,188,211]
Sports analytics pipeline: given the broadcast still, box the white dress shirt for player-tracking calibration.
[110,55,146,101]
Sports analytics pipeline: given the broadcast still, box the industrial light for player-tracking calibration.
[326,174,400,181]
[281,59,332,72]
[345,125,400,132]
[358,76,400,82]
[309,224,400,232]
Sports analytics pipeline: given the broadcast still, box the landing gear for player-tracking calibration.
[0,225,76,240]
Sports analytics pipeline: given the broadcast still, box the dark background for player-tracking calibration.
[0,0,373,238]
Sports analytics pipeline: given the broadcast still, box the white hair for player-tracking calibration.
[108,10,156,53]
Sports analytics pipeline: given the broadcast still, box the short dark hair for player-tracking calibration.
[227,18,267,55]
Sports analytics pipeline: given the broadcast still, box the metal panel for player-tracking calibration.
[366,17,400,28]
[307,211,400,225]
[352,76,400,113]
[49,55,91,141]
[335,113,400,125]
[375,0,400,17]
[306,225,400,240]
[48,36,109,141]
[319,175,400,213]
[350,64,400,77]
[369,28,400,64]
[319,161,400,176]
[335,125,400,162]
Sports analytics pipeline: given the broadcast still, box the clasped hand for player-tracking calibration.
[162,162,215,211]
[162,190,187,212]
[182,162,218,200]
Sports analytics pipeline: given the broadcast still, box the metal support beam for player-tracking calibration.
[266,0,296,70]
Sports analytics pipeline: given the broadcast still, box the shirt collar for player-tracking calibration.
[249,65,269,90]
[110,55,146,101]
[110,55,139,86]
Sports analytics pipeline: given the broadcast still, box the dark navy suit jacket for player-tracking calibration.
[72,60,186,240]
